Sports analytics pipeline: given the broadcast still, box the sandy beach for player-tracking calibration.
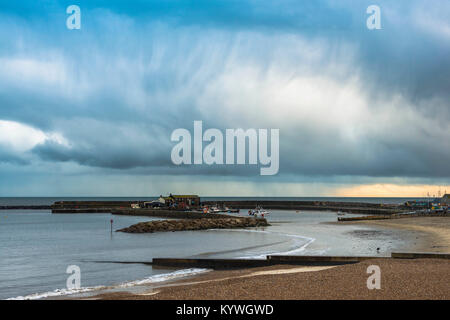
[87,216,450,300]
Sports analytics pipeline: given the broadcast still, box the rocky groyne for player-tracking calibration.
[117,217,269,233]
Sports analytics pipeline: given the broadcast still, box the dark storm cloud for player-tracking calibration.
[0,0,449,182]
[0,149,29,165]
[33,141,170,169]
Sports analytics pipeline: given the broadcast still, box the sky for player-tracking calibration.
[0,0,449,197]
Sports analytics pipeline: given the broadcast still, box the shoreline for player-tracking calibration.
[349,216,450,253]
[89,258,449,300]
[9,213,448,300]
[86,216,450,300]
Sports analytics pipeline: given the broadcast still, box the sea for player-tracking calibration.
[0,197,426,300]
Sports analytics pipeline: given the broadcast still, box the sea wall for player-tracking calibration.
[202,200,403,214]
[111,209,227,219]
[338,212,449,222]
[0,205,52,210]
[52,208,113,213]
[52,201,134,209]
[50,200,406,215]
[151,253,449,269]
[391,252,450,259]
[151,256,375,269]
[117,217,269,233]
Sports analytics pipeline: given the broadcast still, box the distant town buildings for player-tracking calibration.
[161,194,200,209]
[132,194,201,210]
[442,194,450,205]
[404,193,449,213]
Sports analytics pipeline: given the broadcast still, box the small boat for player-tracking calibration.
[337,211,345,216]
[248,206,269,217]
[210,206,221,213]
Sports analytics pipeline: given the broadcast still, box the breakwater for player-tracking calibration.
[49,200,406,215]
[111,209,226,219]
[338,212,449,222]
[96,252,450,270]
[52,208,113,213]
[150,252,449,269]
[52,201,134,209]
[391,252,450,259]
[117,217,269,233]
[203,200,403,215]
[151,256,376,269]
[0,205,52,210]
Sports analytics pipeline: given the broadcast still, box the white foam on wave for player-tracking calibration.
[115,268,210,287]
[7,285,106,300]
[219,229,316,259]
[7,268,210,300]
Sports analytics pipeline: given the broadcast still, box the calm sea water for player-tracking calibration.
[0,205,420,300]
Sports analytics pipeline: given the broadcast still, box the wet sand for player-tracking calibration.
[353,216,450,253]
[88,216,450,300]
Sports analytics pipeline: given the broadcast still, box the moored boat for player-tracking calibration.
[248,206,269,217]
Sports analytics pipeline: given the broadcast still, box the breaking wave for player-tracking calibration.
[7,268,210,300]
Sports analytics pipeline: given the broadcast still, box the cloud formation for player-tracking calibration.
[0,0,449,195]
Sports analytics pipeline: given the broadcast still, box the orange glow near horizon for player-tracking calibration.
[334,184,449,198]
